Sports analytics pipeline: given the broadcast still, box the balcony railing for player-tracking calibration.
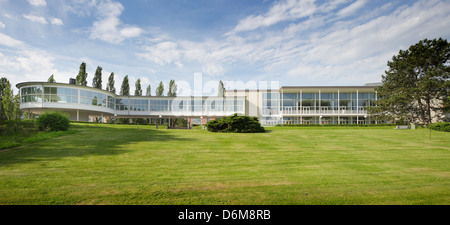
[278,106,368,115]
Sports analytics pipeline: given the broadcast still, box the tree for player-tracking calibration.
[120,75,130,96]
[106,72,116,94]
[156,81,164,96]
[92,66,102,89]
[218,80,225,97]
[135,79,142,96]
[168,79,177,97]
[48,74,56,83]
[0,77,18,121]
[146,84,151,96]
[76,62,88,86]
[369,38,450,124]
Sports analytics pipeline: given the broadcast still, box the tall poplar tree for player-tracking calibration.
[92,66,102,89]
[218,80,225,97]
[135,79,142,96]
[106,72,116,94]
[146,84,151,96]
[76,62,88,86]
[168,80,177,97]
[48,74,56,83]
[156,81,164,96]
[120,75,130,96]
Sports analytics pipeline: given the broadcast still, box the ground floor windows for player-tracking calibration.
[262,116,375,125]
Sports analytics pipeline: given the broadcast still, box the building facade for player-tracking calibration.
[17,81,380,125]
[225,84,380,125]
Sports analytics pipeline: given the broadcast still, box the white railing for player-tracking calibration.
[279,107,367,115]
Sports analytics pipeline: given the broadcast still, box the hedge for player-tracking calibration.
[428,122,450,132]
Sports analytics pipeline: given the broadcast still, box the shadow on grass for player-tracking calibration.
[0,124,195,167]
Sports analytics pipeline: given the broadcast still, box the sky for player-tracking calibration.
[1,0,450,95]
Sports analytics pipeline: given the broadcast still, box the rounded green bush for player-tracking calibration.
[35,111,70,132]
[206,113,265,133]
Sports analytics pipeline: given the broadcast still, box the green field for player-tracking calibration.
[0,123,449,205]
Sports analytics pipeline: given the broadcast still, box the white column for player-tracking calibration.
[337,89,340,124]
[77,109,79,121]
[356,89,359,114]
[318,89,321,114]
[356,89,359,124]
[281,88,283,114]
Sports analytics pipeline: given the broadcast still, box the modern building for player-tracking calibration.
[16,81,381,126]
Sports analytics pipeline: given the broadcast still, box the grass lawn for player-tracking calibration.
[0,123,449,205]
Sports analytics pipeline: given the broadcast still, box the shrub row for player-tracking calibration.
[428,122,450,132]
[0,120,37,136]
[206,113,265,133]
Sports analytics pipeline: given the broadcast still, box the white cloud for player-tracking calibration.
[0,21,5,29]
[50,18,64,26]
[139,0,450,84]
[23,14,47,24]
[283,0,450,84]
[227,0,317,35]
[202,63,225,77]
[0,33,24,47]
[139,41,183,67]
[336,0,368,18]
[27,0,47,7]
[89,0,142,44]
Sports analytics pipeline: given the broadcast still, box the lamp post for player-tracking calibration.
[319,115,322,125]
[364,115,367,125]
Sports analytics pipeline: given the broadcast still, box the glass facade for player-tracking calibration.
[21,86,43,103]
[275,91,375,114]
[44,87,78,103]
[116,99,128,111]
[19,84,378,125]
[206,99,224,112]
[262,92,279,116]
[129,99,148,111]
[80,89,109,107]
[150,99,170,111]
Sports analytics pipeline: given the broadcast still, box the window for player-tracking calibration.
[44,87,78,103]
[129,99,148,111]
[150,99,169,111]
[21,86,43,103]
